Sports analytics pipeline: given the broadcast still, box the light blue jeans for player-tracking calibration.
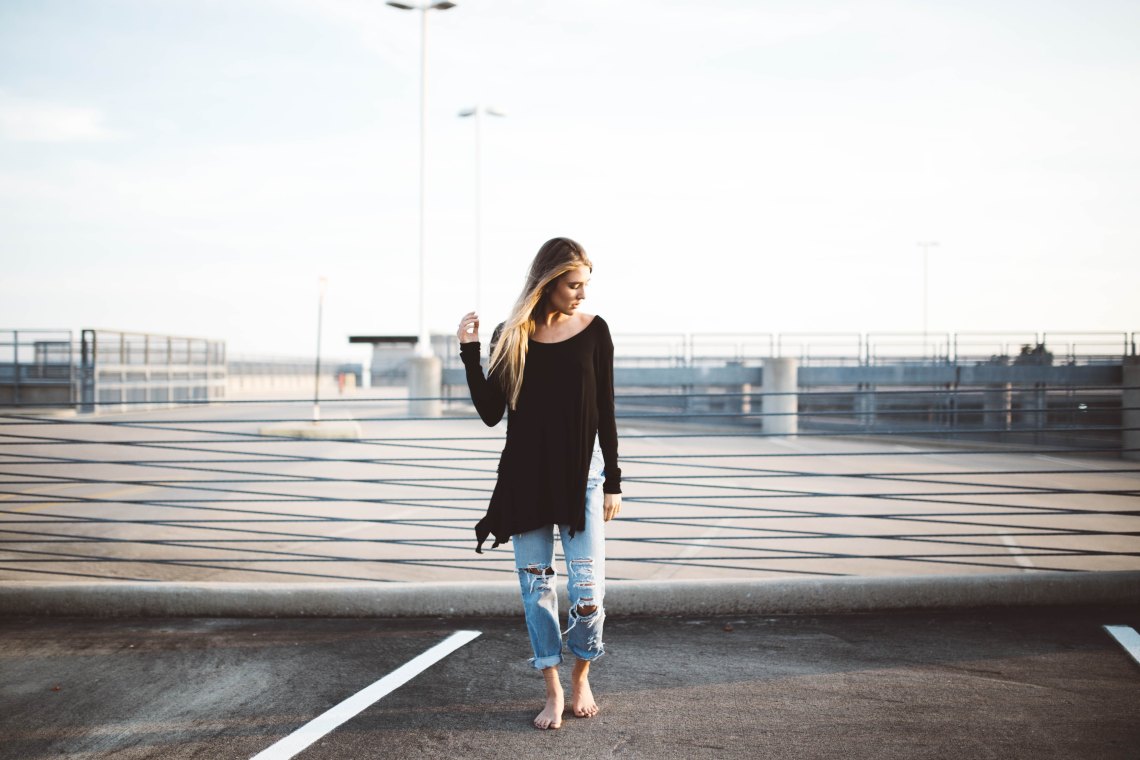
[512,440,606,670]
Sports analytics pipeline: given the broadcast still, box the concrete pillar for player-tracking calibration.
[984,383,1012,432]
[762,358,798,435]
[1124,357,1140,462]
[948,384,959,429]
[740,382,752,416]
[856,383,876,430]
[408,355,441,418]
[1026,383,1048,440]
[1017,385,1037,432]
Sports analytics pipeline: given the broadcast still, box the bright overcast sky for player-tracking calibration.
[2,0,1138,360]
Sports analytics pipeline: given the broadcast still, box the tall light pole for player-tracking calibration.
[387,0,456,357]
[458,104,505,318]
[917,240,939,353]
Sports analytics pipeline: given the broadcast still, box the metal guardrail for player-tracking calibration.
[440,330,1138,370]
[0,330,75,407]
[77,329,227,413]
[0,388,1136,584]
[1,329,228,412]
[7,329,1136,410]
[612,330,1138,367]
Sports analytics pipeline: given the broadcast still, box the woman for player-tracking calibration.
[456,236,622,731]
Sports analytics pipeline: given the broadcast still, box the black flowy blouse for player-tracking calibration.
[460,315,622,553]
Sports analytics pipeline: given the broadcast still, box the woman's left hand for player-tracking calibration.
[603,493,621,522]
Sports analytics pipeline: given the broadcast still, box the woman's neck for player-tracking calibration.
[538,309,573,328]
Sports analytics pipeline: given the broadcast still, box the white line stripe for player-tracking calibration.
[677,524,724,560]
[250,630,481,760]
[1034,454,1101,470]
[999,534,1035,570]
[1103,625,1140,667]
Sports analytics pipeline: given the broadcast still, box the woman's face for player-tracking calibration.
[546,266,591,316]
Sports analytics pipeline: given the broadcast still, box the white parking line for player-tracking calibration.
[1103,625,1140,668]
[770,438,813,453]
[1034,455,1101,470]
[677,524,725,561]
[1000,534,1035,570]
[249,630,481,760]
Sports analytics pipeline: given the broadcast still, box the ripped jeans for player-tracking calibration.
[512,442,606,670]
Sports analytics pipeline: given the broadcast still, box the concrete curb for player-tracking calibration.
[1,571,1138,618]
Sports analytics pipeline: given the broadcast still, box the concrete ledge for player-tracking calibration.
[0,407,77,418]
[1,571,1138,618]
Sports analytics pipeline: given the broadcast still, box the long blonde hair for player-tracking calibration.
[490,237,593,410]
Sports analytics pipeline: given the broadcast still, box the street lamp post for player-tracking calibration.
[386,1,456,358]
[917,240,939,355]
[458,104,505,317]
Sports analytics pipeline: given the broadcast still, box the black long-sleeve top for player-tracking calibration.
[460,315,622,553]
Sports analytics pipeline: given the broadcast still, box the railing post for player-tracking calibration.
[80,329,95,413]
[1124,357,1140,462]
[68,330,76,408]
[118,332,126,412]
[12,330,20,406]
[762,357,798,435]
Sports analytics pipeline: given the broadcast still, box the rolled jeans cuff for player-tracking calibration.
[530,653,563,670]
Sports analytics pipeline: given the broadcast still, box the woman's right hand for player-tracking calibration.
[457,311,480,344]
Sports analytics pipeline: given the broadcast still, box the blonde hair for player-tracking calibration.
[489,237,593,409]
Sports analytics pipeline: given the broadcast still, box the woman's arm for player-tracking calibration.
[595,317,622,497]
[459,321,506,427]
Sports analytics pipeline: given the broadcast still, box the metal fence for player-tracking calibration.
[7,329,1137,411]
[0,330,75,407]
[76,329,227,412]
[1,329,228,412]
[611,330,1139,367]
[0,387,1136,584]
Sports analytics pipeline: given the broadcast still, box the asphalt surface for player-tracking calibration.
[1,607,1138,759]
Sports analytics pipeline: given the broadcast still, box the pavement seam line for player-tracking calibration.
[248,629,481,760]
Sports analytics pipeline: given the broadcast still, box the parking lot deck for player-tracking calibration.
[2,607,1138,759]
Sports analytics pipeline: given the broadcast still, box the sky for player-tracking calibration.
[2,0,1138,363]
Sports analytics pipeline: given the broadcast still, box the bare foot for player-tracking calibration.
[534,692,564,730]
[534,667,564,730]
[570,659,599,718]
